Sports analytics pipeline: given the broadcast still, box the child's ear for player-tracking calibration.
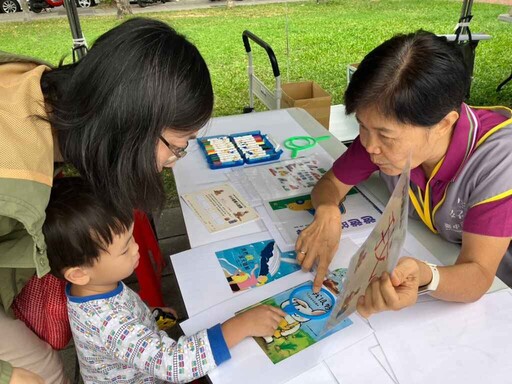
[63,267,91,286]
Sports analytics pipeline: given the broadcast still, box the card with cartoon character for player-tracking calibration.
[215,240,301,293]
[242,279,352,364]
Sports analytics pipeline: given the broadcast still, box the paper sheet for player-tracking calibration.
[230,155,333,202]
[171,234,359,317]
[369,345,398,383]
[261,189,381,249]
[178,200,267,248]
[180,270,373,384]
[371,290,512,384]
[171,232,282,317]
[284,362,338,384]
[325,334,395,384]
[181,183,259,233]
[172,140,232,190]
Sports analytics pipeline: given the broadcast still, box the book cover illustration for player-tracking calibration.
[181,183,259,233]
[216,240,300,292]
[244,271,351,364]
[265,188,381,246]
[323,163,410,332]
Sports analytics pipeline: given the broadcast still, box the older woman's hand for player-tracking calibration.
[356,257,421,318]
[295,204,343,292]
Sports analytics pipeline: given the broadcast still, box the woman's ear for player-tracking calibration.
[63,267,91,286]
[435,110,459,138]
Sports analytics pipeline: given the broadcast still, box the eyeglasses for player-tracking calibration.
[159,135,189,164]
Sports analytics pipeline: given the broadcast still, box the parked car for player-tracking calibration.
[0,0,21,13]
[0,0,94,13]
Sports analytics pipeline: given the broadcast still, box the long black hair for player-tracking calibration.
[41,18,213,214]
[345,31,470,127]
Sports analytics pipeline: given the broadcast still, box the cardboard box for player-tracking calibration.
[281,81,332,129]
[346,63,359,84]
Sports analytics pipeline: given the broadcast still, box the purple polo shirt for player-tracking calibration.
[332,104,511,237]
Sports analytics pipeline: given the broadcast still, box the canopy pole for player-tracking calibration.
[63,0,88,62]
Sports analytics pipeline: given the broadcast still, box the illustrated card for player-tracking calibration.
[215,240,300,292]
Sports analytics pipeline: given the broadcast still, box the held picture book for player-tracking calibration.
[323,162,411,332]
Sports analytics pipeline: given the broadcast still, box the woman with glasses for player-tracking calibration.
[0,18,211,384]
[158,135,190,171]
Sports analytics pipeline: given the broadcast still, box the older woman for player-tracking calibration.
[0,18,213,383]
[296,31,512,318]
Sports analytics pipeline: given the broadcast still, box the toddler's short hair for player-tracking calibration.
[44,177,134,279]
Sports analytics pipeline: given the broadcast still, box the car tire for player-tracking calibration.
[76,0,91,7]
[137,0,146,7]
[1,0,21,13]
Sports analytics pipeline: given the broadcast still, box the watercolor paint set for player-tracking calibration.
[197,130,283,169]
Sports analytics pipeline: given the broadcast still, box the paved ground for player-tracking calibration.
[0,0,305,23]
[1,0,509,24]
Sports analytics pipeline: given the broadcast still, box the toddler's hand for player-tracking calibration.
[222,305,285,348]
[237,305,285,337]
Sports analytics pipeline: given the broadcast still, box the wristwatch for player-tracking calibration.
[418,261,440,295]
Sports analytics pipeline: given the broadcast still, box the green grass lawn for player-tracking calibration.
[2,0,510,207]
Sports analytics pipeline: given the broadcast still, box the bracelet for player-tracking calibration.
[418,261,440,295]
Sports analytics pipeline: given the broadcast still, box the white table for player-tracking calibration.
[172,107,510,384]
[173,107,506,291]
[173,108,340,248]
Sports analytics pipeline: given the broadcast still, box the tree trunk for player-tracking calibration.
[114,0,133,19]
[19,0,32,21]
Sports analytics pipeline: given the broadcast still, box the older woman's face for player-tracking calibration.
[356,107,436,176]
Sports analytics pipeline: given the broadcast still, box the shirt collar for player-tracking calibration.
[410,103,477,188]
[434,103,478,183]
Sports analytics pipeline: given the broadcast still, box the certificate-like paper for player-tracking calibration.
[181,184,259,233]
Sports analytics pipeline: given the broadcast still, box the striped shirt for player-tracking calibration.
[67,282,230,384]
